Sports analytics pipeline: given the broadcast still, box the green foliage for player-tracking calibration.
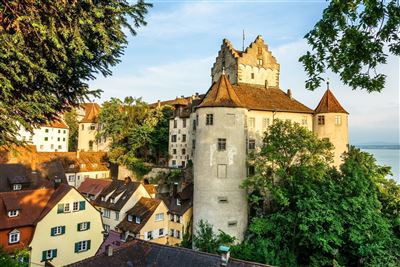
[300,0,400,92]
[234,120,400,266]
[0,247,27,267]
[63,109,79,151]
[98,97,170,177]
[149,106,173,164]
[0,0,152,146]
[193,220,236,254]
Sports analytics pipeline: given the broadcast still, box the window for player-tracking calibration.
[217,164,227,178]
[335,115,342,125]
[257,47,263,55]
[135,216,141,224]
[45,129,49,133]
[78,222,90,231]
[181,161,186,168]
[302,116,308,126]
[170,229,174,236]
[217,138,226,151]
[44,137,48,141]
[318,115,325,125]
[182,118,187,128]
[193,120,196,130]
[64,203,70,213]
[249,117,256,128]
[13,184,22,191]
[228,220,238,227]
[173,120,177,128]
[159,228,164,236]
[218,196,228,203]
[50,144,54,149]
[196,114,199,126]
[176,198,181,206]
[40,145,44,150]
[57,137,60,141]
[110,198,115,204]
[261,118,269,129]
[104,224,110,232]
[172,160,176,166]
[155,213,164,221]
[176,230,181,239]
[51,226,65,236]
[182,134,186,142]
[192,139,196,150]
[248,139,256,150]
[58,145,62,149]
[115,211,119,220]
[146,231,153,240]
[173,149,177,155]
[127,215,133,222]
[73,202,79,211]
[182,148,186,155]
[63,138,65,141]
[68,175,75,182]
[75,240,91,253]
[103,209,110,218]
[64,130,66,134]
[9,230,20,244]
[42,249,57,261]
[8,210,19,217]
[58,129,60,133]
[171,135,177,143]
[248,166,255,176]
[90,124,96,130]
[257,58,263,65]
[251,73,254,79]
[88,141,94,150]
[81,124,84,130]
[206,114,214,125]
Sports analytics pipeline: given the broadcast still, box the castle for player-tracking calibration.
[167,35,349,241]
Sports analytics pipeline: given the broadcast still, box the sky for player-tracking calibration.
[88,0,400,145]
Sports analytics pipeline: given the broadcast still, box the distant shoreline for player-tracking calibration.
[355,145,400,150]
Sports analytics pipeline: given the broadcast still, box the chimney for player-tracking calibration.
[105,245,113,257]
[219,246,230,266]
[124,176,132,185]
[195,92,199,97]
[287,89,292,99]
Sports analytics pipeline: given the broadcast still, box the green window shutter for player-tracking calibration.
[57,204,64,214]
[50,227,55,236]
[77,223,81,231]
[87,222,91,230]
[53,249,57,258]
[61,226,66,234]
[74,242,79,253]
[87,240,91,250]
[42,251,46,261]
[79,201,86,210]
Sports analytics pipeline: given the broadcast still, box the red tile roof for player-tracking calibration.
[78,178,112,198]
[315,89,348,114]
[45,119,69,129]
[80,103,101,123]
[198,76,313,113]
[197,74,243,108]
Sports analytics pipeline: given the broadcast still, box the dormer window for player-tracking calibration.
[127,215,133,222]
[8,210,19,217]
[110,198,115,204]
[135,216,141,224]
[176,198,181,206]
[69,164,75,168]
[12,184,22,191]
[9,229,20,244]
[101,196,105,201]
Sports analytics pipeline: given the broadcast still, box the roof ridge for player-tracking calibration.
[315,89,348,114]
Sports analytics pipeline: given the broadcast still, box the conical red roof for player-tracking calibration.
[81,103,101,123]
[197,74,243,108]
[315,89,348,114]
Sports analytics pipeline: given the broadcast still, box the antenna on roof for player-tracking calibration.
[326,78,330,90]
[242,29,245,51]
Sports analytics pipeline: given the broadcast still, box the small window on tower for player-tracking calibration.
[206,114,213,125]
[335,115,342,125]
[318,115,325,125]
[257,47,262,55]
[174,120,177,128]
[217,138,226,151]
[182,118,187,128]
[248,139,256,150]
[257,58,263,65]
[251,73,254,79]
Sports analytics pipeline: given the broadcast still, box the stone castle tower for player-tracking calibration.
[191,35,348,242]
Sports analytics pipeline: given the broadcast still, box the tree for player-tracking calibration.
[193,220,236,254]
[234,120,400,266]
[63,109,79,151]
[0,247,26,267]
[300,1,400,92]
[98,97,168,177]
[0,0,152,146]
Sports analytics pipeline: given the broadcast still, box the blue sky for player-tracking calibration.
[88,0,400,145]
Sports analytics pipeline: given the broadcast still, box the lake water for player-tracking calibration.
[360,148,400,183]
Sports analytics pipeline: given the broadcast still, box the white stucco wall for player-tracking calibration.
[18,126,69,152]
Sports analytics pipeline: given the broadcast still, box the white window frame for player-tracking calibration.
[77,240,89,252]
[127,215,133,222]
[12,184,22,191]
[146,231,153,240]
[72,202,79,212]
[80,222,88,231]
[103,209,110,218]
[64,203,71,213]
[54,226,62,235]
[135,216,141,224]
[249,117,256,128]
[8,210,19,217]
[335,115,342,125]
[159,228,164,236]
[9,230,20,244]
[45,249,54,260]
[155,213,164,222]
